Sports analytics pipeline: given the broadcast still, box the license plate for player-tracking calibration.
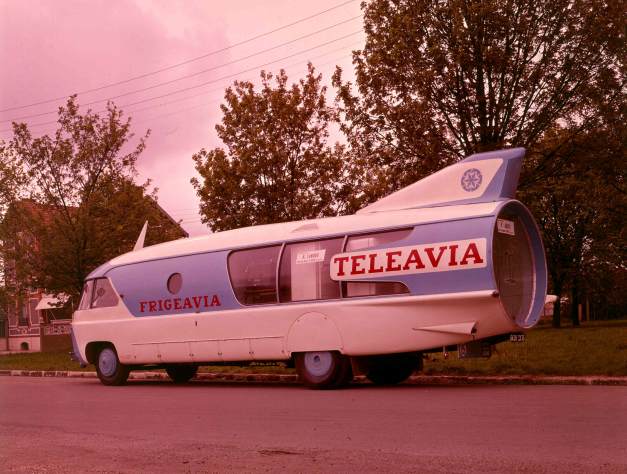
[509,333,526,342]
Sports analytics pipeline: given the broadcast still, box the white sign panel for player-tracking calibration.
[296,249,326,264]
[330,239,487,281]
[497,219,515,236]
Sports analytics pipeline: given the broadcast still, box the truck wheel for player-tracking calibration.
[365,353,421,385]
[96,346,129,386]
[166,365,198,384]
[296,351,349,389]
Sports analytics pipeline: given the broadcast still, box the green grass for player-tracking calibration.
[1,320,625,376]
[0,350,89,372]
[424,320,627,376]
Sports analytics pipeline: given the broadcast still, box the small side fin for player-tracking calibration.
[413,321,477,336]
[133,221,148,252]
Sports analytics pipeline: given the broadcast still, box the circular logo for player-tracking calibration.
[461,168,483,192]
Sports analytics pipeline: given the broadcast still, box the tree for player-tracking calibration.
[521,118,625,327]
[1,97,186,301]
[192,64,347,232]
[334,0,624,208]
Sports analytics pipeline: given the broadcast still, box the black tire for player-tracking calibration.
[166,365,198,384]
[365,353,421,385]
[295,351,350,389]
[332,355,354,388]
[96,345,130,386]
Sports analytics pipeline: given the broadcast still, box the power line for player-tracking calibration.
[126,45,357,117]
[0,0,359,113]
[131,52,355,126]
[1,16,361,124]
[0,31,362,134]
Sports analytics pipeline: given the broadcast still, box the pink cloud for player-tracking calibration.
[1,0,363,237]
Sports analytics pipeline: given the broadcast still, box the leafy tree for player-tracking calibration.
[522,118,625,326]
[334,0,624,208]
[192,64,347,231]
[1,97,186,302]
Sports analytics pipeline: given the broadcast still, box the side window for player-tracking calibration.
[279,238,343,302]
[78,281,93,310]
[228,245,281,305]
[344,228,412,298]
[91,278,119,309]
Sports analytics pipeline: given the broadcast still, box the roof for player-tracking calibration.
[93,201,501,274]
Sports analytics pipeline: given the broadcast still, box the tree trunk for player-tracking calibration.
[552,296,561,328]
[552,278,563,328]
[570,276,580,327]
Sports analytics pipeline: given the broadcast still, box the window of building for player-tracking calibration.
[91,278,119,309]
[228,245,281,305]
[29,298,39,325]
[18,297,29,326]
[343,228,412,298]
[279,238,343,302]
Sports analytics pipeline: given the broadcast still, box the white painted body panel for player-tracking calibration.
[73,290,516,365]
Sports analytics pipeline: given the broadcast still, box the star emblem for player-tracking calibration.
[461,168,483,192]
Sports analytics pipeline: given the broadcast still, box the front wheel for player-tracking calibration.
[365,353,421,385]
[96,346,129,386]
[295,351,351,389]
[166,365,198,384]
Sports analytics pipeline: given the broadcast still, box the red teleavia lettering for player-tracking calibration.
[139,294,221,313]
[330,239,486,281]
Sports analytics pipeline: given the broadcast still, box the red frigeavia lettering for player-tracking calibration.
[139,294,222,313]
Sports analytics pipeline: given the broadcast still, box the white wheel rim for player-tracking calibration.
[99,348,117,377]
[303,352,333,377]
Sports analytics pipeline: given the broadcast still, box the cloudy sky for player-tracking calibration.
[0,0,364,236]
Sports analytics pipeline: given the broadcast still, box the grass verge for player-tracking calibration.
[424,320,627,376]
[0,320,625,376]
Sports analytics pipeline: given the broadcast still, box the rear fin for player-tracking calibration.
[133,221,148,251]
[357,148,525,214]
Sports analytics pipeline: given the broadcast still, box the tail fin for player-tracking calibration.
[357,148,524,214]
[133,221,148,251]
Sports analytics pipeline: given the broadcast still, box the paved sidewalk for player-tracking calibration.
[1,369,626,385]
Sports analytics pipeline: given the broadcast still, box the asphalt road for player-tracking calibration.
[1,377,626,473]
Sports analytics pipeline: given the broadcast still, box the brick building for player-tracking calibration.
[1,198,188,352]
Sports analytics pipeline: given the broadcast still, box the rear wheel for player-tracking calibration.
[96,346,129,386]
[295,351,351,389]
[365,353,421,385]
[166,365,198,384]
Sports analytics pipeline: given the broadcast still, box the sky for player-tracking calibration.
[0,0,364,236]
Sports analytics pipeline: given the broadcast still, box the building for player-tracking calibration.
[1,197,189,352]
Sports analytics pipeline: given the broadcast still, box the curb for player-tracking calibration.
[1,369,626,385]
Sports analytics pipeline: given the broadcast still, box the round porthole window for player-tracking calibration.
[167,273,182,294]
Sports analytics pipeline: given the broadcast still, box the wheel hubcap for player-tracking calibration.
[303,352,333,377]
[99,348,117,377]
